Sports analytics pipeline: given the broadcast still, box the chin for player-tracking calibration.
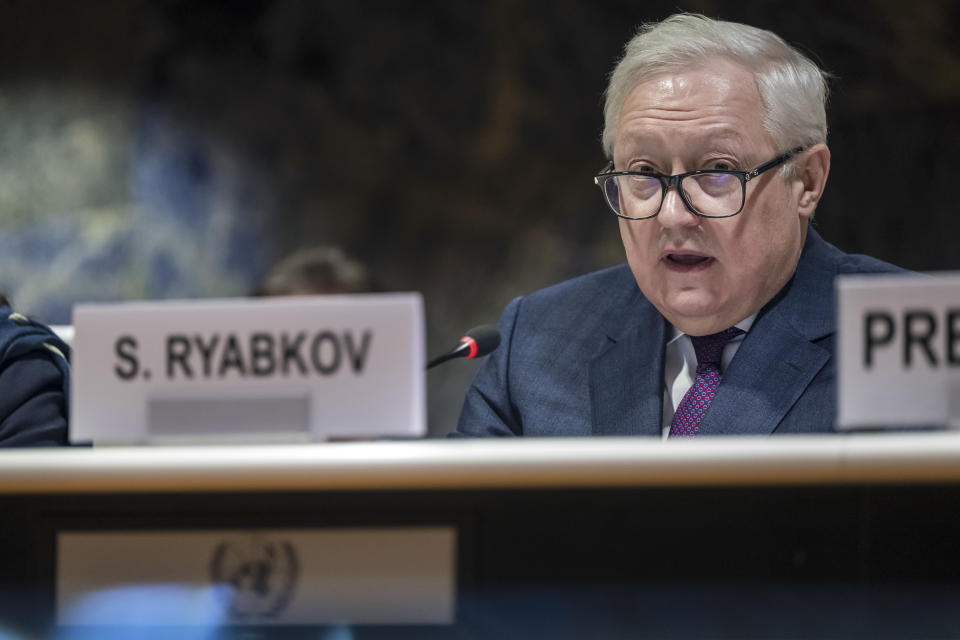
[663,291,721,318]
[669,316,725,336]
[660,299,733,334]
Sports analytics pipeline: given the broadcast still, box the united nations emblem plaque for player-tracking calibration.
[210,534,299,619]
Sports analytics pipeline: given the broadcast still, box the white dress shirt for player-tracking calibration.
[661,315,756,438]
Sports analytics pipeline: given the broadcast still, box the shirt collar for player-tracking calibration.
[667,314,757,345]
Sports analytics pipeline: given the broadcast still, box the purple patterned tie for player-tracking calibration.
[669,327,745,438]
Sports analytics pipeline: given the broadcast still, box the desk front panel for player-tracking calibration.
[2,481,960,638]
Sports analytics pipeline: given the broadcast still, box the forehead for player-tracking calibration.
[614,60,768,154]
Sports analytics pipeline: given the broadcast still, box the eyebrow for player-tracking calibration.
[706,130,746,148]
[686,129,746,151]
[616,134,749,165]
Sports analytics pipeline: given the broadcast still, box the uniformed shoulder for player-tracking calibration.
[0,307,71,447]
[0,306,50,330]
[0,306,70,364]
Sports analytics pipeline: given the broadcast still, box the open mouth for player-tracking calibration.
[664,253,714,271]
[667,254,709,266]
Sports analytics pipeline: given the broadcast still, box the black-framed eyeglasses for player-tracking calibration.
[593,147,805,220]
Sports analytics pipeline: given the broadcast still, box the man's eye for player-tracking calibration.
[630,165,657,175]
[710,162,733,171]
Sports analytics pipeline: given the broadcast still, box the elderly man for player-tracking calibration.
[455,14,901,438]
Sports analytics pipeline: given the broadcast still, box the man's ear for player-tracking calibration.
[795,143,830,220]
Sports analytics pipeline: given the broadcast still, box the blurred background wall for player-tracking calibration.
[0,0,956,436]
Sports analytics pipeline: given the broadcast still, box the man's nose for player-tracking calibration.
[656,184,700,228]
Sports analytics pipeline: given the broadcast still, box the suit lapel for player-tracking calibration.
[696,309,829,435]
[589,295,666,436]
[698,228,837,436]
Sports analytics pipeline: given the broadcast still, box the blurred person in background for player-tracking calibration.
[252,246,375,297]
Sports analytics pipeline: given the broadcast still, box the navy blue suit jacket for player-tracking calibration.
[0,308,70,447]
[455,229,902,437]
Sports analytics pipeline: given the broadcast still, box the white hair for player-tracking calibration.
[602,14,830,158]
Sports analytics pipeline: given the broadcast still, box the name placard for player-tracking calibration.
[837,273,960,429]
[71,294,425,443]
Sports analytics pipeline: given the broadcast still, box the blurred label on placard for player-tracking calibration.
[71,294,425,443]
[837,273,960,429]
[58,526,455,626]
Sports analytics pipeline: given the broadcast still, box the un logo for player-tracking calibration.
[210,535,299,619]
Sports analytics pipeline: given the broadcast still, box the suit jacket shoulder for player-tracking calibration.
[454,264,667,437]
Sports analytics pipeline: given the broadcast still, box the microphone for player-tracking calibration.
[426,325,501,370]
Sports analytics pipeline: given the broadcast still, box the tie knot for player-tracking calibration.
[690,327,744,367]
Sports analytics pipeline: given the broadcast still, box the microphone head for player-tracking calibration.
[461,325,501,359]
